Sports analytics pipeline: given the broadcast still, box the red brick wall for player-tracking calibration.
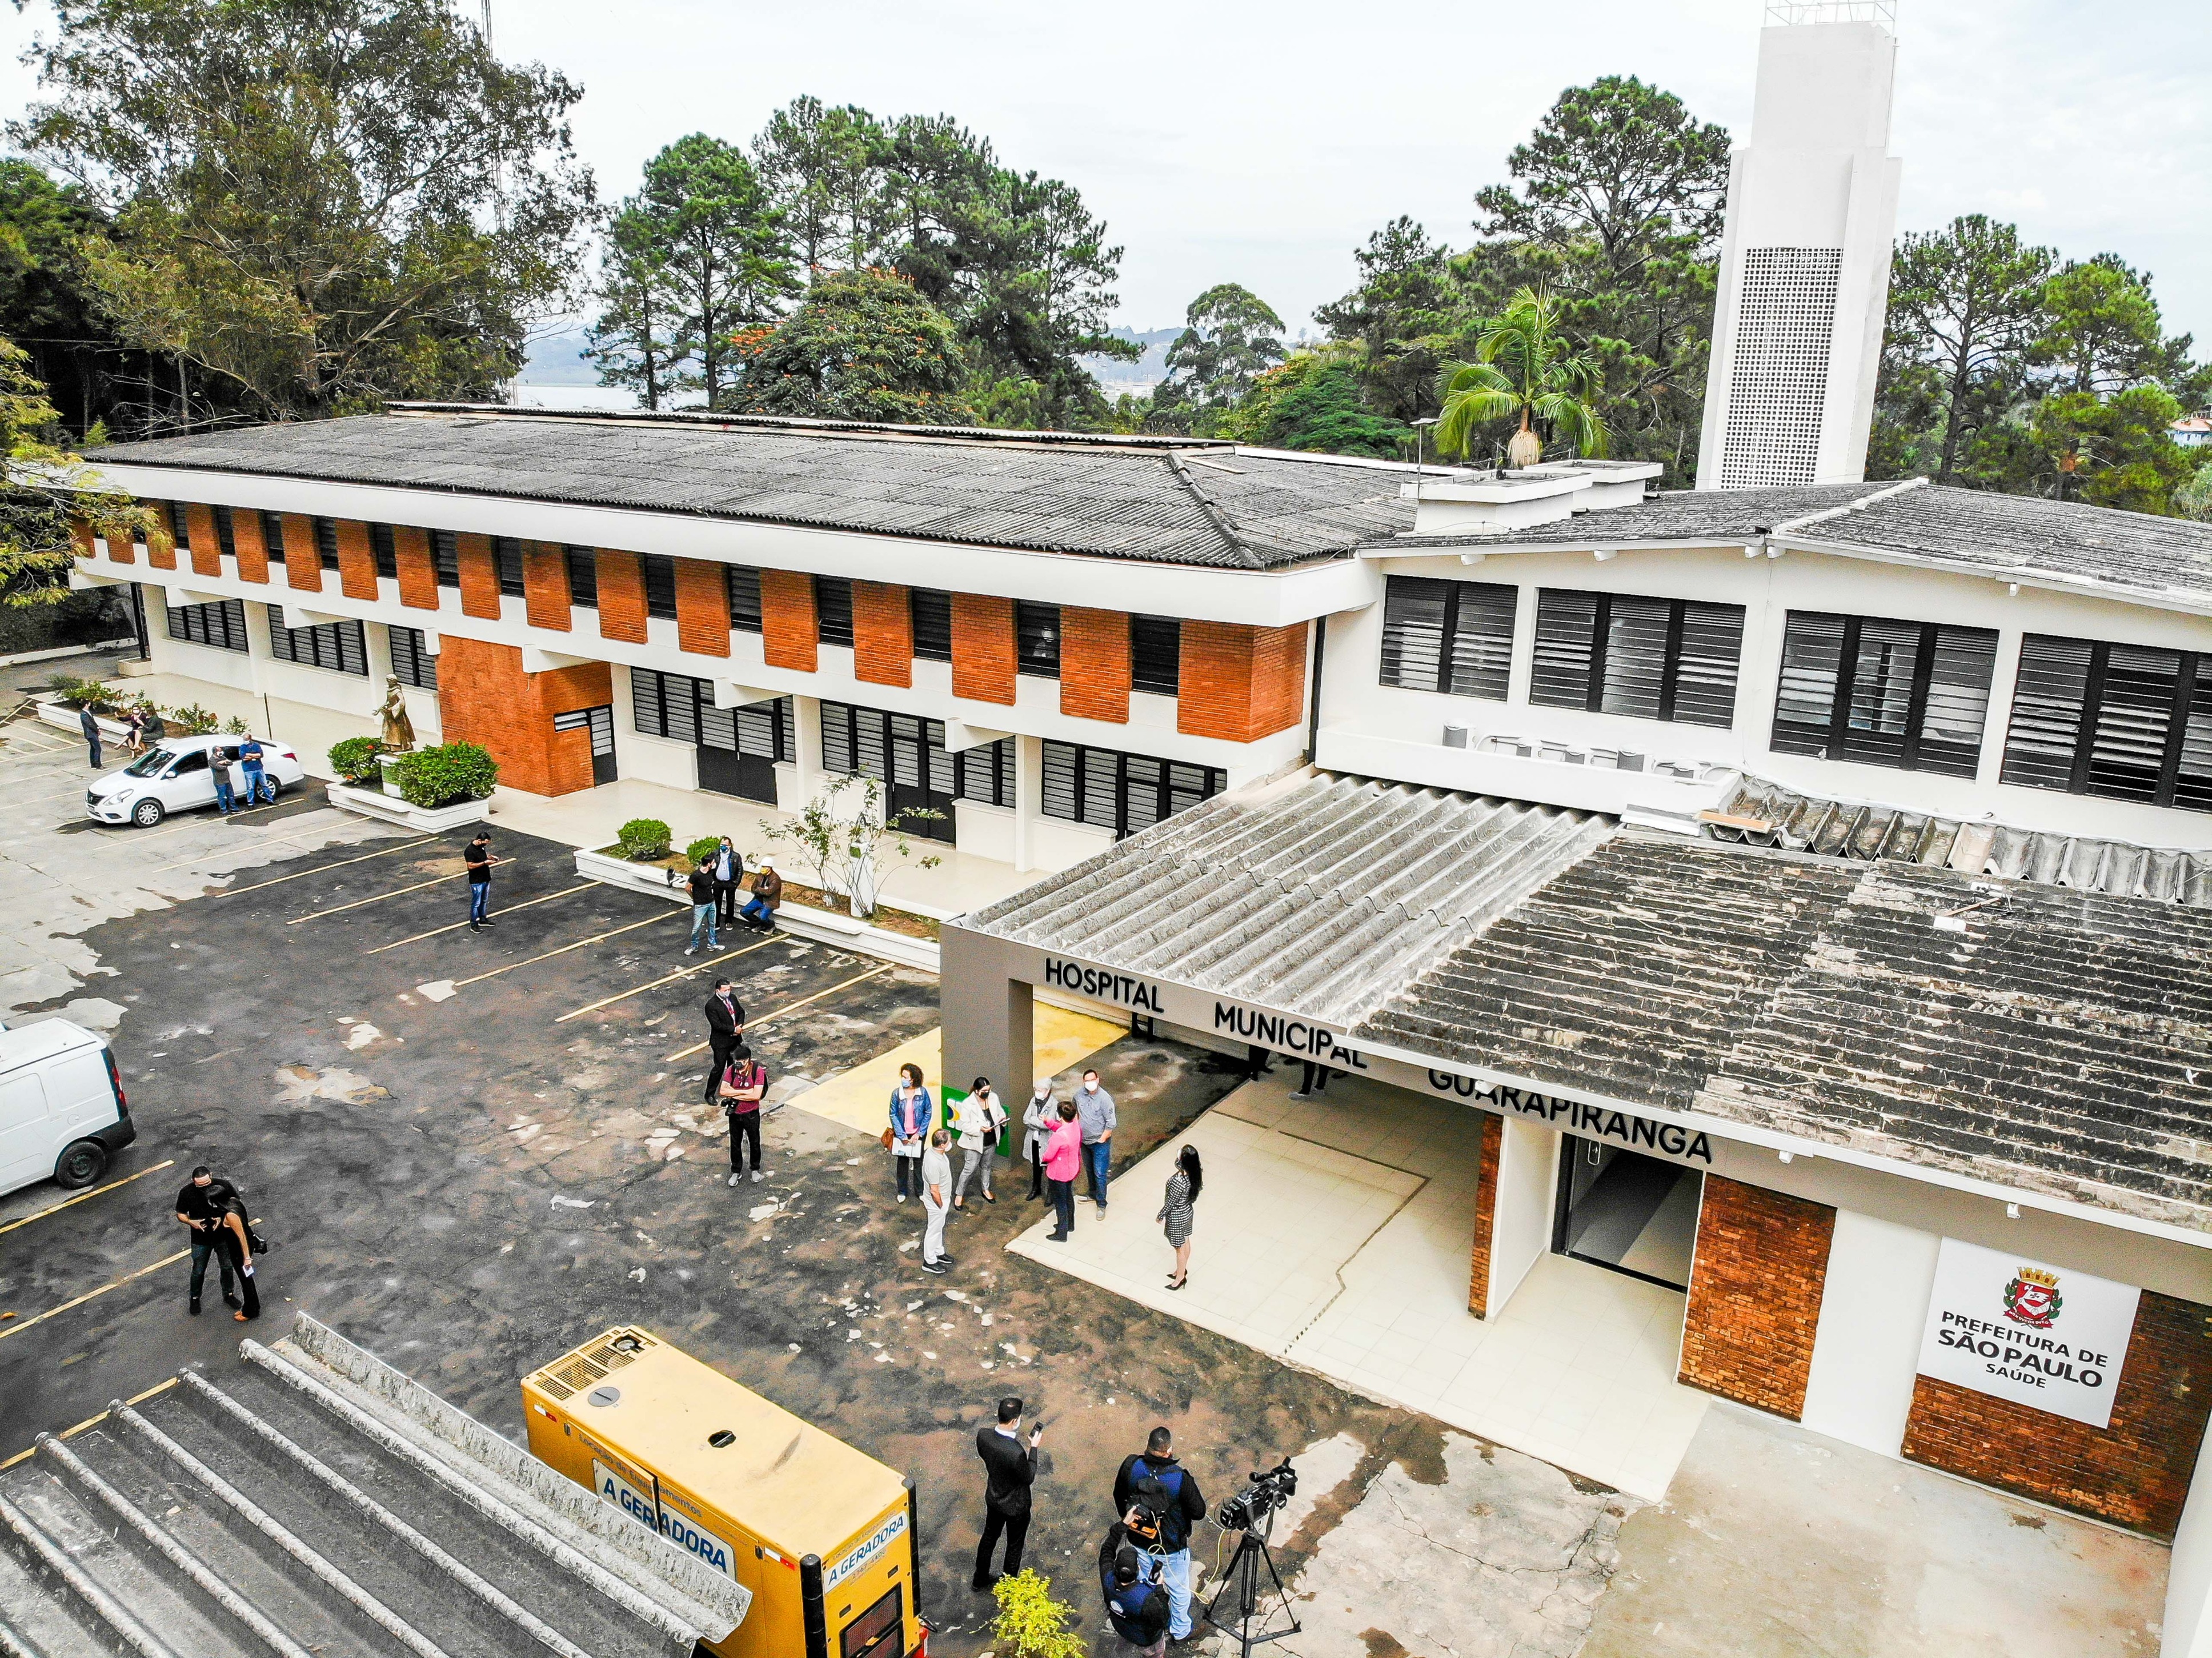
[673,556,731,658]
[70,517,97,566]
[393,525,437,610]
[91,516,134,567]
[145,502,177,570]
[1060,608,1131,723]
[1677,1176,1834,1420]
[951,593,1016,705]
[280,513,321,593]
[523,543,571,631]
[596,550,647,644]
[1902,1291,2212,1537]
[433,634,614,798]
[1177,620,1308,741]
[185,502,222,578]
[853,580,912,688]
[231,510,269,583]
[335,520,379,600]
[456,532,500,620]
[761,569,818,672]
[1468,1111,1500,1319]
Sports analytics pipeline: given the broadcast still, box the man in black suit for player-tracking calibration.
[973,1394,1042,1592]
[701,978,745,1104]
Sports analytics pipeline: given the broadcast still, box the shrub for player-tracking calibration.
[165,703,219,735]
[684,835,724,870]
[44,672,113,711]
[618,817,674,860]
[223,715,249,735]
[990,1571,1084,1658]
[327,736,382,783]
[390,742,498,808]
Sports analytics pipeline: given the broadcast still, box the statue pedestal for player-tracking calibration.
[377,751,404,799]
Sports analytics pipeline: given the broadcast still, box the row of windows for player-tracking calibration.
[631,668,796,760]
[165,598,250,652]
[163,599,434,691]
[266,606,367,675]
[1041,741,1225,838]
[819,700,1015,807]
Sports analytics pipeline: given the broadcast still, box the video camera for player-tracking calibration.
[1215,1456,1297,1534]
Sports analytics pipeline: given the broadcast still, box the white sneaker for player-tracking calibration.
[684,946,697,956]
[896,1194,907,1204]
[751,1170,764,1183]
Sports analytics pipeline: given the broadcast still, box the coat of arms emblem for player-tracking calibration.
[2003,1265,2062,1329]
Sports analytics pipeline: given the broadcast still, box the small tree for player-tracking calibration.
[762,774,941,919]
[1436,286,1609,467]
[989,1569,1084,1658]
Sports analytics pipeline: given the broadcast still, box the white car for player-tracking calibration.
[86,734,307,828]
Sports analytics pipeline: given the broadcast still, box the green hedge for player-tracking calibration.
[618,817,673,859]
[685,835,724,869]
[328,736,382,783]
[390,742,498,808]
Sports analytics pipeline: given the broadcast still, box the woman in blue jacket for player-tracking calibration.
[888,1063,933,1203]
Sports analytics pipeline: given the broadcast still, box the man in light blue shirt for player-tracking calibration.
[1073,1069,1115,1212]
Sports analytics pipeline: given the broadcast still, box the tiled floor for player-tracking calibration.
[1006,1067,1711,1500]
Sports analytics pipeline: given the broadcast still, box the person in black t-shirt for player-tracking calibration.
[464,832,494,930]
[175,1166,240,1315]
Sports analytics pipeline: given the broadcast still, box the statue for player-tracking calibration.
[377,675,417,752]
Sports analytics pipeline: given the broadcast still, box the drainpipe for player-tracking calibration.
[1303,615,1328,766]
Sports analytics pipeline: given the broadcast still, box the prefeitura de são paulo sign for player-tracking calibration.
[1915,1238,2141,1429]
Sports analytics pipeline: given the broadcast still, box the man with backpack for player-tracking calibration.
[1113,1427,1207,1644]
[1098,1523,1171,1657]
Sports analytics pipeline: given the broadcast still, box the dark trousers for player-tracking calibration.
[975,1507,1029,1584]
[84,728,101,768]
[703,1037,737,1104]
[896,1155,919,1199]
[468,879,491,923]
[189,1233,234,1302]
[1298,1060,1335,1095]
[728,1111,762,1173]
[1048,1176,1076,1238]
[229,1236,262,1319]
[715,878,742,923]
[1027,1143,1044,1199]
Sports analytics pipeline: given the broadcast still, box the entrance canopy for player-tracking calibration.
[954,768,2212,1238]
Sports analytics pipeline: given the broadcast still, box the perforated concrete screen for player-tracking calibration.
[1714,247,1844,490]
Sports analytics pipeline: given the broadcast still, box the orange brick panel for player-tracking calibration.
[69,517,97,566]
[1249,621,1309,736]
[280,514,322,592]
[433,634,613,798]
[1468,1112,1500,1319]
[951,593,1015,704]
[456,532,500,620]
[1677,1176,1834,1420]
[335,520,379,600]
[393,526,438,610]
[145,502,177,570]
[231,511,269,583]
[1902,1291,2212,1538]
[760,568,818,672]
[853,581,913,687]
[595,550,647,644]
[523,542,572,631]
[1059,607,1131,723]
[95,515,135,566]
[673,556,732,658]
[185,502,222,578]
[1177,620,1307,741]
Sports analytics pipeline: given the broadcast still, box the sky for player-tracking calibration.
[2,1,2208,355]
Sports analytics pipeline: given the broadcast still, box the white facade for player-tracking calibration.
[1698,16,1902,488]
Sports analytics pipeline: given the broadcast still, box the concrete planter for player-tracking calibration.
[571,847,940,972]
[326,780,487,833]
[37,700,130,740]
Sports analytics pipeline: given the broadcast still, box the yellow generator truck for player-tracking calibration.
[524,1327,925,1658]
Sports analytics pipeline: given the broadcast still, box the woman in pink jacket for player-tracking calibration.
[1043,1099,1083,1243]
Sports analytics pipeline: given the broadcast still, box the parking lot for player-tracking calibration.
[0,680,2174,1658]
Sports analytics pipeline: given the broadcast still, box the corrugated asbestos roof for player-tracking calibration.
[963,770,1615,1028]
[1709,776,2212,907]
[1364,836,2212,1231]
[0,1316,749,1658]
[89,411,1416,571]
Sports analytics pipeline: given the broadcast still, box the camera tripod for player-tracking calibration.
[1203,1503,1300,1657]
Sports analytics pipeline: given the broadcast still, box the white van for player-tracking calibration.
[0,1020,136,1196]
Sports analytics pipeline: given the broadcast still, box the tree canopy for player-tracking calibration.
[729,267,972,424]
[0,335,143,606]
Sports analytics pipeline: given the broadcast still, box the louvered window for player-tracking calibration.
[957,737,1014,806]
[165,599,248,652]
[166,501,192,549]
[492,536,526,596]
[2001,634,2212,811]
[261,512,287,564]
[815,576,855,646]
[212,506,238,560]
[1016,602,1060,678]
[1132,615,1181,696]
[726,565,762,631]
[642,554,678,620]
[266,606,367,675]
[312,518,342,572]
[388,626,437,690]
[564,547,598,607]
[631,667,715,744]
[369,524,398,580]
[911,588,953,660]
[1770,611,1995,778]
[1040,740,1224,838]
[1378,576,1516,700]
[431,530,460,588]
[1530,590,1744,727]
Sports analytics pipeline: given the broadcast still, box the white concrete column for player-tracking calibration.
[793,695,823,804]
[1487,1115,1558,1315]
[1012,734,1043,874]
[1797,1207,1940,1457]
[1975,624,2026,788]
[2163,1419,2212,1657]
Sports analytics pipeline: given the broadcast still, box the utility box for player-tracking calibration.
[524,1327,924,1658]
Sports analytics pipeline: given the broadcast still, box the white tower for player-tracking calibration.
[1697,3,1902,490]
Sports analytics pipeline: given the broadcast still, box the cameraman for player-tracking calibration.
[1098,1523,1170,1657]
[1113,1426,1205,1644]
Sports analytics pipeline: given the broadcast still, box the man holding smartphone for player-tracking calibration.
[973,1395,1043,1592]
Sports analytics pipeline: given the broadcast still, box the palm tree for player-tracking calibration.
[1435,287,1609,468]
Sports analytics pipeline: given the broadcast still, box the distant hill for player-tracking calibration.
[520,326,599,387]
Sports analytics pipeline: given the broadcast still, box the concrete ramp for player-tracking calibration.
[0,1314,751,1658]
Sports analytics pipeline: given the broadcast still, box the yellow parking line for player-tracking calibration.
[0,1160,175,1238]
[554,936,780,1023]
[665,966,893,1062]
[215,837,436,896]
[287,863,483,923]
[448,910,682,989]
[0,1251,187,1344]
[366,883,594,954]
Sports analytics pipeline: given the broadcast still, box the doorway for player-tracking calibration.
[554,705,618,786]
[697,697,788,805]
[1552,1138,1702,1290]
[885,712,957,844]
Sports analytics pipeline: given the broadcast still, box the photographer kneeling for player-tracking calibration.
[1113,1427,1206,1644]
[1099,1521,1171,1657]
